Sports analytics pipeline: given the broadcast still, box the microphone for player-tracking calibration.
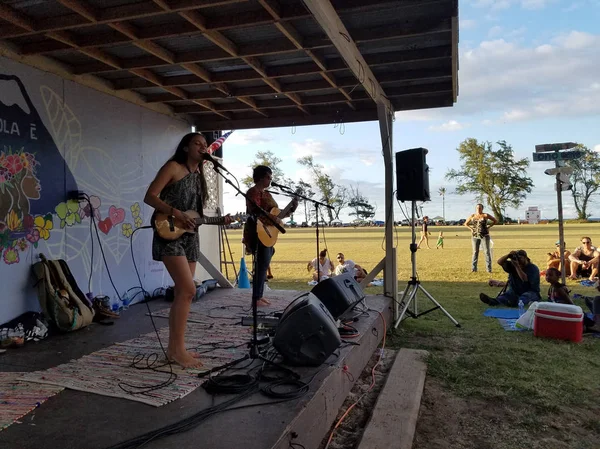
[270,181,290,190]
[202,152,229,174]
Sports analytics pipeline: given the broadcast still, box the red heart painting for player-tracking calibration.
[109,205,126,225]
[98,217,113,234]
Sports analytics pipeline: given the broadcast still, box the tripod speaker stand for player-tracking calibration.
[393,200,460,329]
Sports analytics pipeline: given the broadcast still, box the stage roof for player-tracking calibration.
[0,0,459,131]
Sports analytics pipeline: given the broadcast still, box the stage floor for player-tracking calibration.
[0,288,391,449]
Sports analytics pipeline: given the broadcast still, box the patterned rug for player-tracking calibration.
[0,372,63,431]
[19,321,249,407]
[17,290,298,407]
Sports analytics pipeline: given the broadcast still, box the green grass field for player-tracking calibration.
[227,223,600,448]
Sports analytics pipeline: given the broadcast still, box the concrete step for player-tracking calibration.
[357,348,429,449]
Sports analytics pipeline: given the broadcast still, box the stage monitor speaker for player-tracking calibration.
[273,293,341,366]
[310,273,365,320]
[395,148,430,202]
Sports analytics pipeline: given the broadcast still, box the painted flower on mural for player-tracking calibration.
[121,223,133,238]
[16,238,27,251]
[3,247,19,265]
[78,195,101,221]
[6,210,22,231]
[130,202,141,218]
[26,228,40,244]
[134,216,143,228]
[34,215,53,240]
[55,200,81,228]
[4,154,23,175]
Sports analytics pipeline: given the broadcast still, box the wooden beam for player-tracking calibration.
[55,0,99,22]
[451,15,458,102]
[0,38,179,120]
[0,3,36,31]
[109,22,175,64]
[304,0,407,111]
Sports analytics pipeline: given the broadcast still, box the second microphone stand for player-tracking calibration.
[271,184,334,283]
[203,167,297,378]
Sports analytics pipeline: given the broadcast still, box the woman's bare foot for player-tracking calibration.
[256,298,271,306]
[167,349,204,369]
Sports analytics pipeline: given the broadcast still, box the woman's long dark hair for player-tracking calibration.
[168,132,208,204]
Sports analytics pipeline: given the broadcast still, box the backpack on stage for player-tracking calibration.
[32,254,94,332]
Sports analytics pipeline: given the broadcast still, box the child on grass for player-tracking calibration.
[546,267,600,332]
[436,231,444,249]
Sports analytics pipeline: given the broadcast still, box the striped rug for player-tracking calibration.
[0,372,63,431]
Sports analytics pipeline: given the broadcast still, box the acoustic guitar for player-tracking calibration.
[257,195,298,247]
[152,210,242,241]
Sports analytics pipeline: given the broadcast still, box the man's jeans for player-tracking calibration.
[472,236,492,272]
[496,290,539,307]
[252,241,274,302]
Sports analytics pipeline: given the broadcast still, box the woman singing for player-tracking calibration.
[144,132,232,368]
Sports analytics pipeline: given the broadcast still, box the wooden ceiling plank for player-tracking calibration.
[55,0,98,23]
[0,4,36,31]
[46,30,123,69]
[302,0,392,111]
[109,22,175,64]
[0,0,445,40]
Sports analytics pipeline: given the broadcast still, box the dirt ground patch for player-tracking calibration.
[414,377,600,449]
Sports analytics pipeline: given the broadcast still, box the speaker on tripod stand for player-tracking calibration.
[394,148,460,329]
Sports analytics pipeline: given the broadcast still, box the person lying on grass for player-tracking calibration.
[546,267,600,333]
[480,250,541,307]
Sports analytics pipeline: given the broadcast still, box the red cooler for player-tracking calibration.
[534,303,583,343]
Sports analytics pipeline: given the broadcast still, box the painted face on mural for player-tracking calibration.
[186,134,208,162]
[21,169,41,200]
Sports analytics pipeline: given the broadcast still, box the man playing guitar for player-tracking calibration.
[244,165,297,306]
[144,132,232,368]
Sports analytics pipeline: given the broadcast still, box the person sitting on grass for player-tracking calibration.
[546,267,600,333]
[307,249,334,282]
[546,240,571,277]
[334,252,367,283]
[480,250,541,307]
[545,267,572,305]
[568,237,599,281]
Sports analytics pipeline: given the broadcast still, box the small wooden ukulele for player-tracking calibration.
[152,210,242,241]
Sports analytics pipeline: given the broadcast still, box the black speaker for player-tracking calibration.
[273,293,341,366]
[310,273,365,320]
[395,148,430,202]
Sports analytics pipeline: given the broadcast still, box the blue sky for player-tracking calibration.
[220,0,600,222]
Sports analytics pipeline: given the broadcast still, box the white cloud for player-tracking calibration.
[428,120,469,131]
[594,144,600,152]
[482,119,493,125]
[488,25,503,37]
[290,139,327,159]
[460,19,477,30]
[553,31,597,49]
[468,0,556,9]
[398,30,600,124]
[224,129,270,145]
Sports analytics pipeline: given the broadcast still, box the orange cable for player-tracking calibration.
[323,311,387,449]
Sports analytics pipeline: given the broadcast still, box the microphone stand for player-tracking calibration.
[270,185,333,283]
[197,167,296,379]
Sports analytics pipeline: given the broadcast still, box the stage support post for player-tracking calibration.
[377,102,397,318]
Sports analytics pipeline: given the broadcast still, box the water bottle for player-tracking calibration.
[121,291,131,310]
[518,299,525,317]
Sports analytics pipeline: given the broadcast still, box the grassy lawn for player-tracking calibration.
[226,223,600,448]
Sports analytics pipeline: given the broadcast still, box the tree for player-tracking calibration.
[297,155,347,222]
[565,145,600,220]
[295,179,315,223]
[347,185,376,221]
[445,139,533,223]
[242,151,290,188]
[438,187,446,221]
